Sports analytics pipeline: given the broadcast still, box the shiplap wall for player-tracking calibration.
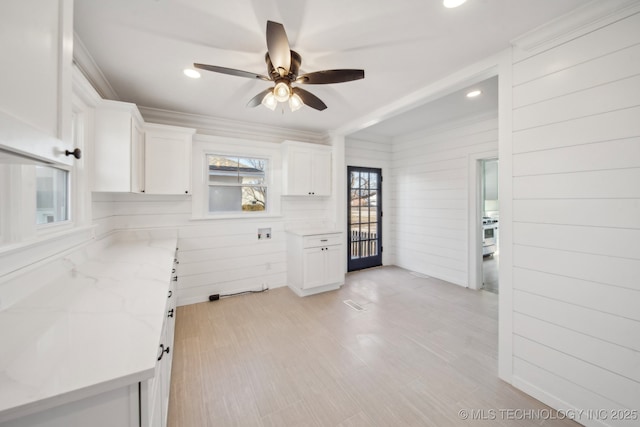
[345,134,394,265]
[509,11,640,426]
[91,142,333,306]
[390,116,498,286]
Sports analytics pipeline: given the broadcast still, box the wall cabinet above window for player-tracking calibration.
[281,141,332,196]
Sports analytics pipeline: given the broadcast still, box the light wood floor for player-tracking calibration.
[168,266,577,427]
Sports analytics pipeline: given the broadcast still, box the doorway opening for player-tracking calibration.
[481,159,499,293]
[348,166,382,272]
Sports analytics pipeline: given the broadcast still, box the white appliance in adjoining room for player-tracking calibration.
[482,216,498,256]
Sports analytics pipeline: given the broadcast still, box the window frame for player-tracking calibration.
[205,154,269,215]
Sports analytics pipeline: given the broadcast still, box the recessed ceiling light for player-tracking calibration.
[443,0,467,8]
[183,68,201,79]
[466,90,482,98]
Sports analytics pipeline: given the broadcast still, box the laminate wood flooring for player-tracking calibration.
[168,266,577,427]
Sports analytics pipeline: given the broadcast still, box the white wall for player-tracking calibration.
[91,133,335,306]
[508,10,640,425]
[390,115,498,286]
[345,134,393,265]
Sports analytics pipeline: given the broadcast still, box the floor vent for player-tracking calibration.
[343,299,366,312]
[410,271,431,279]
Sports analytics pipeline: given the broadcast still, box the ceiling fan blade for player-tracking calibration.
[246,88,273,108]
[296,69,365,84]
[266,21,291,77]
[194,63,270,81]
[293,87,327,111]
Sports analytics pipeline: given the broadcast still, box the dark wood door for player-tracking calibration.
[348,167,382,271]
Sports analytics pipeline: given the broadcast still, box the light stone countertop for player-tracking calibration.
[0,233,177,422]
[285,228,342,236]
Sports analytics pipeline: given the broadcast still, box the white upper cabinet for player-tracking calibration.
[92,101,145,192]
[0,0,74,165]
[143,124,195,195]
[282,141,332,196]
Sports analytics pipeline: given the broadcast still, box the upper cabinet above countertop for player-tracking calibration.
[92,101,195,195]
[93,101,145,193]
[143,123,195,195]
[0,0,74,165]
[282,140,332,196]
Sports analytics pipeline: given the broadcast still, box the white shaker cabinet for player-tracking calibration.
[286,230,344,296]
[0,0,74,165]
[92,101,145,192]
[143,124,195,195]
[282,141,332,196]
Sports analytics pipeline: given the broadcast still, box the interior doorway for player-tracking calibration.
[481,159,499,293]
[347,166,382,272]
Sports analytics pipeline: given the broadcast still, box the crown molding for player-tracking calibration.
[72,33,120,100]
[71,65,102,107]
[511,0,640,60]
[138,106,328,144]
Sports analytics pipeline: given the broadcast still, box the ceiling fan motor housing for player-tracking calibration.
[265,51,301,81]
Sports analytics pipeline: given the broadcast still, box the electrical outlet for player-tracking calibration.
[258,227,271,240]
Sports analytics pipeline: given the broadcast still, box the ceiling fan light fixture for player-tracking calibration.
[273,81,291,102]
[261,92,278,110]
[443,0,467,8]
[289,93,303,112]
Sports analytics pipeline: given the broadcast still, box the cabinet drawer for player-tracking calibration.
[303,234,342,248]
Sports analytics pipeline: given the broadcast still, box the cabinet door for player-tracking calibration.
[92,109,134,192]
[302,247,326,289]
[287,148,313,195]
[324,245,344,285]
[131,120,145,193]
[311,150,332,196]
[144,133,191,195]
[0,0,73,165]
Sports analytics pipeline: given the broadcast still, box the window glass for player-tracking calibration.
[207,155,267,213]
[36,166,69,224]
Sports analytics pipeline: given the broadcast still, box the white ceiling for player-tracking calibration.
[74,0,585,135]
[351,75,499,140]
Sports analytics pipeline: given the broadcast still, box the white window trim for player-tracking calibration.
[191,135,282,221]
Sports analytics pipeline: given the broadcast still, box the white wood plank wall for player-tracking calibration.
[91,193,288,306]
[390,116,498,286]
[510,11,640,426]
[345,135,394,265]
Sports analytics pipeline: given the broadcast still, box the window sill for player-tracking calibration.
[190,212,283,221]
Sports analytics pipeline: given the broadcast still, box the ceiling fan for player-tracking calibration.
[194,21,365,112]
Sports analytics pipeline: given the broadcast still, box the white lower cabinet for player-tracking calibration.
[287,231,344,296]
[0,261,178,427]
[143,273,176,427]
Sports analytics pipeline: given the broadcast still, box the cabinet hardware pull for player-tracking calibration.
[64,148,82,159]
[185,190,188,194]
[157,344,170,361]
[168,290,173,298]
[172,275,178,281]
[172,268,176,273]
[168,309,174,318]
[141,190,145,193]
[320,239,328,242]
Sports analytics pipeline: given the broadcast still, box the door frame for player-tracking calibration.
[347,166,383,272]
[468,152,498,290]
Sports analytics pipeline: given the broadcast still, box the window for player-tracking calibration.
[36,165,69,225]
[207,155,267,213]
